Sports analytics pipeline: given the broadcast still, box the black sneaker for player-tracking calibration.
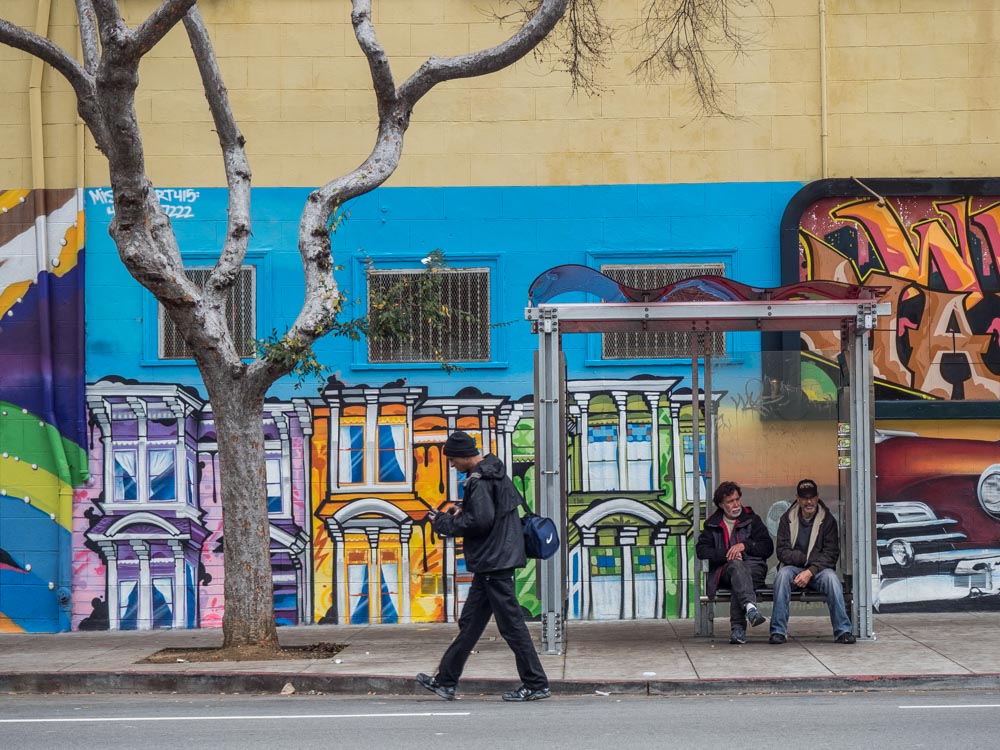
[768,632,786,645]
[746,604,767,628]
[416,672,456,701]
[729,625,747,644]
[502,685,551,702]
[835,631,857,644]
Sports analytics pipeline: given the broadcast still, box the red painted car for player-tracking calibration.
[874,434,1000,608]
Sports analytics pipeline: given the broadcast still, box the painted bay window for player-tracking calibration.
[377,422,406,483]
[113,448,138,502]
[339,422,365,484]
[147,448,177,502]
[266,457,283,514]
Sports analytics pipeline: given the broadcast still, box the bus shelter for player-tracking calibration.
[525,267,890,654]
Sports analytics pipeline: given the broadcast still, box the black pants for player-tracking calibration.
[719,558,767,626]
[436,569,548,690]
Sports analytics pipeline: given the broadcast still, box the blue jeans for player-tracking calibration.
[770,566,852,636]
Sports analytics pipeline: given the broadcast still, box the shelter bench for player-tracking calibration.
[698,587,854,636]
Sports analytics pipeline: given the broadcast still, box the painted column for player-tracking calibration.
[580,529,596,620]
[669,402,684,510]
[612,391,629,491]
[442,406,459,503]
[328,403,342,490]
[573,393,591,492]
[295,401,314,625]
[99,542,119,631]
[499,405,514,470]
[443,537,456,623]
[128,398,149,501]
[167,539,186,629]
[404,397,416,487]
[276,413,292,512]
[364,393,379,485]
[131,540,152,630]
[643,391,662,491]
[399,522,412,623]
[620,527,637,619]
[366,527,381,623]
[326,525,347,625]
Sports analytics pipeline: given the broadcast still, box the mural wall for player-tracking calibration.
[75,375,730,629]
[793,183,1000,611]
[0,189,88,632]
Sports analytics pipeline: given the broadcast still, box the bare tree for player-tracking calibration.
[0,0,760,652]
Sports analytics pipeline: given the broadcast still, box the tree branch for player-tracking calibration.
[75,0,100,72]
[0,17,94,99]
[183,5,252,301]
[90,0,126,48]
[351,0,397,119]
[633,0,760,115]
[397,0,568,107]
[132,0,198,58]
[493,0,613,95]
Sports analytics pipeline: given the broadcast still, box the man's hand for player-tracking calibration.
[793,569,813,587]
[446,505,463,517]
[726,543,745,561]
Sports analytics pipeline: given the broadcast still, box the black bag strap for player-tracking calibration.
[515,487,535,517]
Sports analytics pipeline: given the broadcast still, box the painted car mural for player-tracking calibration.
[875,434,1000,609]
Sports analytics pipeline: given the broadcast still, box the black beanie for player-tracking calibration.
[442,431,479,457]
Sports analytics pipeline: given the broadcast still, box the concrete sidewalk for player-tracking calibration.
[2,612,999,698]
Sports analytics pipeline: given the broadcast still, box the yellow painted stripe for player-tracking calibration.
[52,209,85,278]
[0,280,32,319]
[0,190,31,213]
[0,457,70,531]
[0,613,25,633]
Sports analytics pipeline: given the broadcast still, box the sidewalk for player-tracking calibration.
[2,612,999,698]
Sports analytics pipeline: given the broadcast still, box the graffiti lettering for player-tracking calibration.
[87,188,200,219]
[801,195,1000,401]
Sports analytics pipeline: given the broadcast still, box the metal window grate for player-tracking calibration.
[601,263,727,359]
[368,268,490,362]
[159,266,256,359]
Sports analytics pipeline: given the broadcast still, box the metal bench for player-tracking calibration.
[698,587,854,636]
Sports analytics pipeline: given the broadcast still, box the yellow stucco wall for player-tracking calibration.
[2,0,999,188]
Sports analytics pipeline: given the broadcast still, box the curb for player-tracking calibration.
[2,671,999,697]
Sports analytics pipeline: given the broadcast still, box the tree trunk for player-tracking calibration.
[208,374,280,651]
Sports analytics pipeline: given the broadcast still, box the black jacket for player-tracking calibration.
[432,454,526,573]
[695,506,774,597]
[775,499,839,575]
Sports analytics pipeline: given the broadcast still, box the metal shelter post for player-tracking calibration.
[846,308,878,640]
[692,337,712,636]
[534,308,565,653]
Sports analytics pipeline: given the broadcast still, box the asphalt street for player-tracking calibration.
[1,690,997,750]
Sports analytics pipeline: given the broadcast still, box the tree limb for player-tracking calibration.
[397,0,568,107]
[132,0,198,58]
[634,0,760,115]
[0,17,94,99]
[351,0,397,119]
[75,0,100,72]
[90,0,126,48]
[183,5,252,302]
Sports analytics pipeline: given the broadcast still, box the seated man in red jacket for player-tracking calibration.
[696,481,774,644]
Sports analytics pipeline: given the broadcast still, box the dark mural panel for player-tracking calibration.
[787,179,1000,612]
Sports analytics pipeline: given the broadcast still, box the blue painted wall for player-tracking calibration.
[85,182,803,397]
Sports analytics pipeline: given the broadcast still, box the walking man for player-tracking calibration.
[416,430,550,702]
[769,478,855,644]
[696,481,774,644]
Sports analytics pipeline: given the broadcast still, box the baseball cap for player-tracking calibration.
[796,479,819,498]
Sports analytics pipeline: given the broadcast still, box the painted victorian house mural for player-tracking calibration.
[75,380,313,630]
